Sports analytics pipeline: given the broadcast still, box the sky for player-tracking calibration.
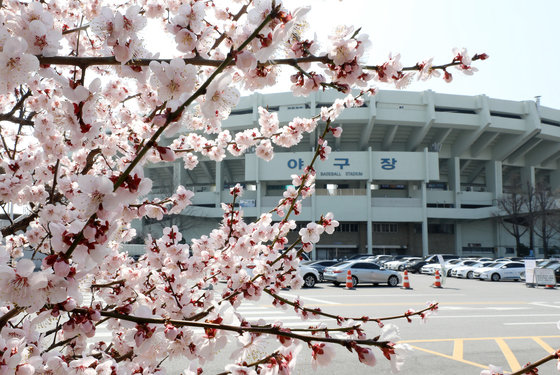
[274,0,560,109]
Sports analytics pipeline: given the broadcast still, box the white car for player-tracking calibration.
[444,260,480,277]
[421,259,463,275]
[451,261,494,278]
[385,257,420,271]
[242,263,320,288]
[474,262,525,281]
[299,265,321,288]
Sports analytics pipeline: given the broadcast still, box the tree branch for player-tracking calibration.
[0,307,24,330]
[72,308,394,349]
[510,349,559,375]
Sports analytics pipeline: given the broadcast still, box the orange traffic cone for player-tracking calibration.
[345,270,354,289]
[432,269,442,288]
[545,284,556,289]
[402,270,412,289]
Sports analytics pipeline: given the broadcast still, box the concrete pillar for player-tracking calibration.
[455,221,462,256]
[173,161,183,191]
[421,181,429,256]
[448,157,461,207]
[256,181,262,217]
[366,146,373,255]
[485,160,503,200]
[550,164,560,192]
[366,179,373,255]
[521,166,535,192]
[215,161,223,207]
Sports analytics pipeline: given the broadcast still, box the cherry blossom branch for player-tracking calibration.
[215,351,282,375]
[263,288,439,323]
[509,350,560,375]
[71,307,394,349]
[0,307,23,329]
[112,5,281,191]
[62,24,90,35]
[210,2,250,51]
[62,3,281,263]
[0,115,35,126]
[1,211,39,237]
[35,52,486,76]
[0,90,32,121]
[188,101,352,321]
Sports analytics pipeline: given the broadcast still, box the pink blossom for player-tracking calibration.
[256,139,274,161]
[175,28,198,53]
[322,212,339,234]
[224,364,257,375]
[480,365,504,375]
[149,59,197,104]
[236,51,258,73]
[298,222,324,243]
[258,107,280,137]
[311,342,335,369]
[0,259,47,309]
[0,37,39,95]
[354,345,377,367]
[200,74,240,123]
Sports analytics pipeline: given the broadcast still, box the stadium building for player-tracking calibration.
[135,90,560,260]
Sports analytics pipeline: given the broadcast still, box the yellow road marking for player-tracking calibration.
[410,344,489,370]
[533,337,555,354]
[453,339,464,360]
[495,338,521,372]
[400,335,560,343]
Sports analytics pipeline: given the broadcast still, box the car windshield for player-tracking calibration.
[332,261,350,268]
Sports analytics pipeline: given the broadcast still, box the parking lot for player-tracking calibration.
[187,270,560,374]
[299,272,560,374]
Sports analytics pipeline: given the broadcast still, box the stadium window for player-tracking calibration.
[335,223,359,232]
[373,223,398,233]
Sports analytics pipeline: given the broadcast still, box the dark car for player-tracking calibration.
[307,260,339,282]
[405,254,460,274]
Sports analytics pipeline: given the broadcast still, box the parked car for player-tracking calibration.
[474,261,525,281]
[443,259,480,276]
[364,255,394,264]
[344,254,372,261]
[385,257,420,271]
[420,259,464,275]
[307,260,339,282]
[405,254,460,274]
[323,261,401,287]
[299,264,321,288]
[451,261,494,278]
[242,262,320,288]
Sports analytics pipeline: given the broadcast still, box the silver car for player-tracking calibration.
[323,261,401,287]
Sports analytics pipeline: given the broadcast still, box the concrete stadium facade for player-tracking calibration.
[136,90,560,260]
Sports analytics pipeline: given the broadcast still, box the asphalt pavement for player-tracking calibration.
[165,274,560,374]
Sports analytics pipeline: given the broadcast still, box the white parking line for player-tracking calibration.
[278,292,340,305]
[530,302,560,309]
[504,322,558,325]
[440,306,529,311]
[433,313,560,319]
[310,293,465,298]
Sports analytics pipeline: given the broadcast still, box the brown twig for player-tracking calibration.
[264,288,438,323]
[0,306,24,329]
[510,349,560,375]
[71,307,394,349]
